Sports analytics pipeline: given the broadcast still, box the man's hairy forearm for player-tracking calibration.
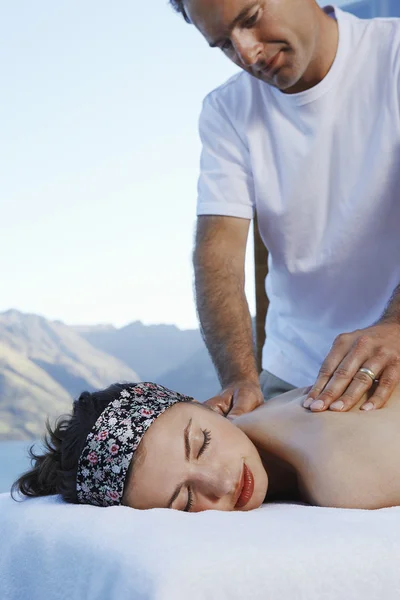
[194,257,259,388]
[380,283,400,325]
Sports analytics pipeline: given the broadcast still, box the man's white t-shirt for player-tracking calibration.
[196,5,400,387]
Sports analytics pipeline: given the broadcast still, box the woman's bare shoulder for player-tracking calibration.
[232,387,313,453]
[233,387,310,427]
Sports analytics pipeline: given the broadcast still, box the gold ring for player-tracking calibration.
[358,367,377,382]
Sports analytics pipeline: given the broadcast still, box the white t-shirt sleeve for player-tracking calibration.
[196,93,255,219]
[397,42,400,110]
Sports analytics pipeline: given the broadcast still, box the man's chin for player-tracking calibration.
[268,74,300,92]
[254,67,303,93]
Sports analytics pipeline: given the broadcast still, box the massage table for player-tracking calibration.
[1,492,399,599]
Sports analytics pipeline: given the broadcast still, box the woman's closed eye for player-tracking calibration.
[197,429,211,459]
[184,487,193,512]
[184,430,212,512]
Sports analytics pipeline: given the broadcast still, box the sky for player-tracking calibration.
[0,1,362,331]
[0,1,244,330]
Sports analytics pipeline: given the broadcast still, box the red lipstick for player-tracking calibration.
[234,463,255,509]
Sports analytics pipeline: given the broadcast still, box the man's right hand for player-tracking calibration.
[204,380,265,420]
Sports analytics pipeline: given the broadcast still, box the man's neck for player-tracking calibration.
[284,9,339,95]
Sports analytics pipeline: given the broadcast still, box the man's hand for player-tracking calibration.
[204,380,264,419]
[303,322,400,412]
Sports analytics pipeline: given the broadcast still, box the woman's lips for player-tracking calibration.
[234,463,255,509]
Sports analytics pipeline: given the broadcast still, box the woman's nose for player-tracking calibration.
[192,464,236,500]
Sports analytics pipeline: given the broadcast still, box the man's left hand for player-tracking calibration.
[303,322,400,412]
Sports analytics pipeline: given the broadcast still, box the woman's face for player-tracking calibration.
[123,402,268,512]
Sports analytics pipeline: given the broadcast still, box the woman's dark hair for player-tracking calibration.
[11,383,136,504]
[169,0,191,23]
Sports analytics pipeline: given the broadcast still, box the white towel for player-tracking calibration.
[1,492,400,600]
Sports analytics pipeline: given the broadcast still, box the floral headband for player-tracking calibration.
[76,382,193,506]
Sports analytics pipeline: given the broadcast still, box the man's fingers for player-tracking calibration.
[310,359,380,411]
[361,365,399,411]
[304,332,370,410]
[304,367,344,410]
[205,381,264,420]
[227,389,263,420]
[227,402,253,420]
[227,405,253,420]
[304,333,355,405]
[325,371,378,412]
[306,360,396,412]
[204,393,232,416]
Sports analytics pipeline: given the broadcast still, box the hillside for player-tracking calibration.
[0,310,139,440]
[76,321,203,381]
[0,309,229,440]
[77,320,222,401]
[157,345,220,401]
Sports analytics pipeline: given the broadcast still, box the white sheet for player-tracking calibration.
[1,492,400,600]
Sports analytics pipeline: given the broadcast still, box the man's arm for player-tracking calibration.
[194,214,264,417]
[380,283,400,325]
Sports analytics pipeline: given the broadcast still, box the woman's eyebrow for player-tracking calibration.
[184,418,192,461]
[167,418,192,508]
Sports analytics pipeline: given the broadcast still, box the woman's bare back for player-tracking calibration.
[235,384,400,509]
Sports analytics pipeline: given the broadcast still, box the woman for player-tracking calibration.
[12,381,400,511]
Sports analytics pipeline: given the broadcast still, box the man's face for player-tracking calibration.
[184,0,319,92]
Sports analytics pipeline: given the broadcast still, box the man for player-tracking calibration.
[169,0,400,417]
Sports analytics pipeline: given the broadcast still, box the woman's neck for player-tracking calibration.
[260,451,301,502]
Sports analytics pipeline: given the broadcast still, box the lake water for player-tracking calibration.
[0,440,39,494]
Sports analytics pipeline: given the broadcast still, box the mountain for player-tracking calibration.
[76,321,203,381]
[0,310,139,440]
[77,319,258,402]
[157,345,220,402]
[77,320,223,401]
[0,309,234,441]
[0,341,72,440]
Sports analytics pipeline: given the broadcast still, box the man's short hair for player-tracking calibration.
[169,0,191,24]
